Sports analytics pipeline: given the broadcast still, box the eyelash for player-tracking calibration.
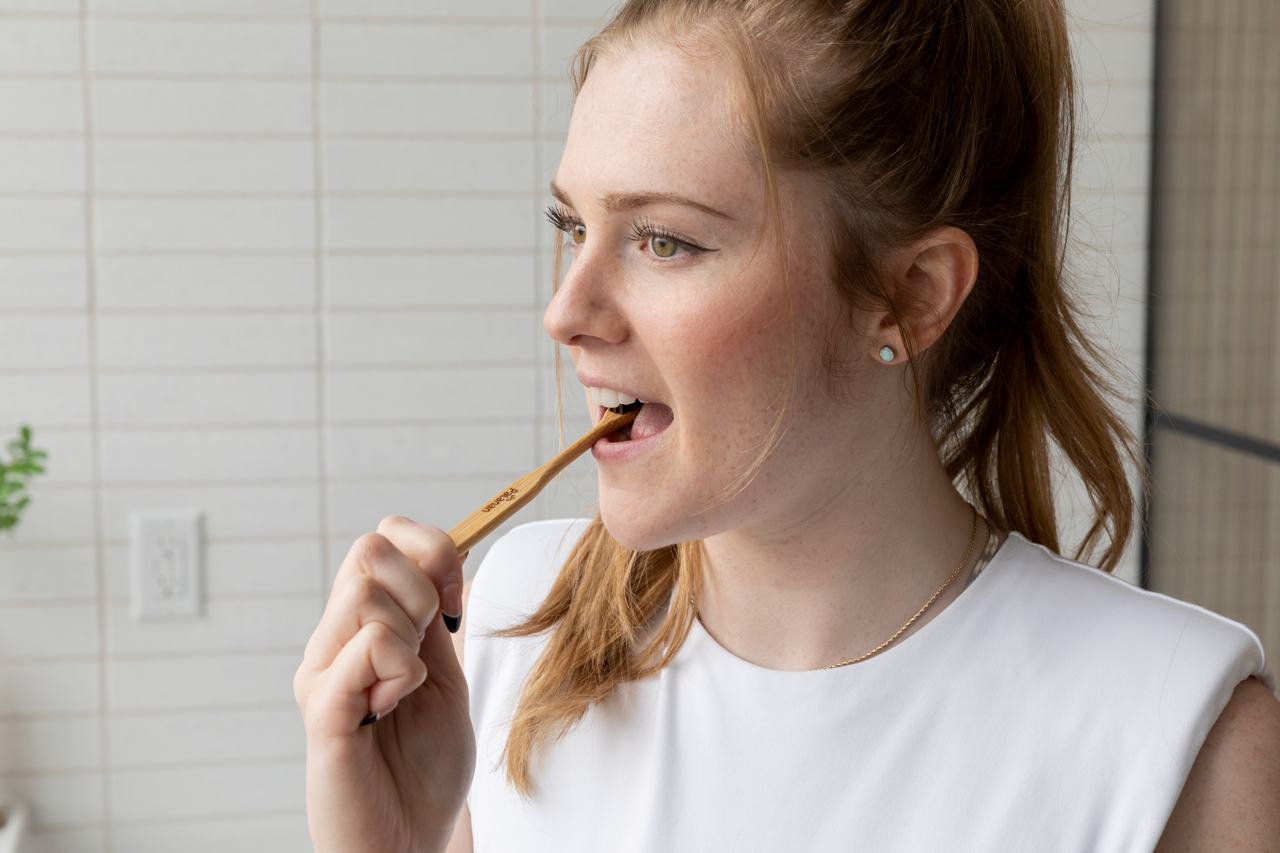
[543,202,707,262]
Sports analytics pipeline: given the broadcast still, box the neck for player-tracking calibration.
[694,426,990,672]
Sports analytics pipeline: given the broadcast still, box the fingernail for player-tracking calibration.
[359,711,378,726]
[441,580,461,633]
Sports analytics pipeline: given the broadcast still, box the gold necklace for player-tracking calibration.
[690,503,996,670]
[821,504,989,668]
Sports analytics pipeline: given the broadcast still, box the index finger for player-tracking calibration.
[372,516,466,621]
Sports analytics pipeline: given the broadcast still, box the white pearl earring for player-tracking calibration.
[879,345,896,362]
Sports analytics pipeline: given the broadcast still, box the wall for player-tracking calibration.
[0,1,1153,850]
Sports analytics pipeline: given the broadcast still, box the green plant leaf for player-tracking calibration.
[0,424,47,533]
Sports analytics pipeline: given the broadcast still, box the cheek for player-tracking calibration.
[671,287,794,414]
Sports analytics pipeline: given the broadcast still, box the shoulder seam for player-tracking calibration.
[1012,532,1269,671]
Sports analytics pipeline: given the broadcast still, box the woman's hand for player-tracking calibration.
[294,516,475,853]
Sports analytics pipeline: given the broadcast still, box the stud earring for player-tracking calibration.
[879,344,896,362]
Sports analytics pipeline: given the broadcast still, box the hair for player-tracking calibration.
[479,0,1150,798]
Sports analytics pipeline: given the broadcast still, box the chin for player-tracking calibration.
[597,492,683,553]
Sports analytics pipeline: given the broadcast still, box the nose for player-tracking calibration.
[542,245,628,348]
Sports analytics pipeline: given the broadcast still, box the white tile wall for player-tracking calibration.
[1062,4,1156,583]
[0,2,1152,850]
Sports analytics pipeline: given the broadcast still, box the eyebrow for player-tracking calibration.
[549,180,737,222]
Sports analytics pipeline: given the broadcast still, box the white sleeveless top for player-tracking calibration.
[463,518,1274,852]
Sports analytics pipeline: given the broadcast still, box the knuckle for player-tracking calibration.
[376,515,412,534]
[353,531,395,563]
[345,573,381,607]
[363,619,397,647]
[418,528,457,569]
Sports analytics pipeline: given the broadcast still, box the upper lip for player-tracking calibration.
[576,371,662,405]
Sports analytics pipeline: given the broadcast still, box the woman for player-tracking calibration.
[294,1,1280,850]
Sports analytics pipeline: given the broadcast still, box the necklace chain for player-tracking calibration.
[689,503,998,670]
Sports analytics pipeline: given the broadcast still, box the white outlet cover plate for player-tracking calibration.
[129,509,204,621]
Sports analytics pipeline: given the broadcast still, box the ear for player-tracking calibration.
[875,226,979,357]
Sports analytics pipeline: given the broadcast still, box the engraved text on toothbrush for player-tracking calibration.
[481,488,519,513]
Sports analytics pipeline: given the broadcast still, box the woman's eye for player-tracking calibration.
[629,219,703,262]
[544,204,585,249]
[632,231,701,263]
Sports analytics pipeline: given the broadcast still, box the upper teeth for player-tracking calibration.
[587,386,642,409]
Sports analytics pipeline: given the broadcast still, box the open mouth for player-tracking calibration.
[598,399,674,444]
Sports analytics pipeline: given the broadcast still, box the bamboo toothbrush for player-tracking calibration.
[447,402,641,556]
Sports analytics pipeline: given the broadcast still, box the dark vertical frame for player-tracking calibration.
[1139,0,1166,591]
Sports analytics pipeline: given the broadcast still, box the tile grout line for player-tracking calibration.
[0,69,1175,87]
[0,8,1160,31]
[0,131,577,140]
[532,0,544,524]
[76,1,114,849]
[0,11,613,25]
[310,0,333,652]
[0,187,1161,200]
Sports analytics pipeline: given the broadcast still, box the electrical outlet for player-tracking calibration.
[130,509,203,621]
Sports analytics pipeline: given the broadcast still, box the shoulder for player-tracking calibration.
[992,533,1274,735]
[466,517,594,627]
[996,534,1276,838]
[997,533,1269,673]
[1155,674,1280,851]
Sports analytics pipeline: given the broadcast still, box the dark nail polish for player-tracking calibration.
[443,611,461,634]
[359,711,379,726]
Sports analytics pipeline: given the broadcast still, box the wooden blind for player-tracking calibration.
[1148,0,1280,679]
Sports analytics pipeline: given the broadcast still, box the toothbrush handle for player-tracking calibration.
[447,407,638,555]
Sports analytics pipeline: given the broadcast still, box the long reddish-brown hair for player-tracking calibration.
[482,0,1147,798]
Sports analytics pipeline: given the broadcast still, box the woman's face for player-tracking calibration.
[543,42,879,552]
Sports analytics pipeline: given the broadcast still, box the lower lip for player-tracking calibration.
[590,406,671,463]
